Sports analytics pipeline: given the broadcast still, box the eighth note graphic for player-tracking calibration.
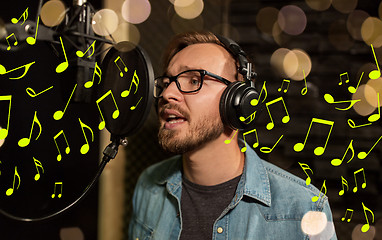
[78,118,94,155]
[6,166,21,196]
[361,202,374,233]
[18,111,42,147]
[331,139,354,166]
[294,118,334,156]
[298,162,313,186]
[265,96,290,130]
[341,209,353,222]
[312,180,326,202]
[51,182,63,198]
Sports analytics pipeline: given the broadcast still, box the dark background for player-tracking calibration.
[0,0,381,240]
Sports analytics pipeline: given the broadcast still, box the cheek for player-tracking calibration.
[188,88,225,120]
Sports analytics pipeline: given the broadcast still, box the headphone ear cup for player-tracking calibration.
[220,81,259,130]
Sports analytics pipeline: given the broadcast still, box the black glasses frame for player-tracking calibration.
[154,69,232,98]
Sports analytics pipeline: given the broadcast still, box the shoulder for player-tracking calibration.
[259,159,331,220]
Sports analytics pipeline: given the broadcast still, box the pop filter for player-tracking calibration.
[98,41,154,138]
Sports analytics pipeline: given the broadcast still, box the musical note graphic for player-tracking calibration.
[6,33,18,50]
[26,16,39,45]
[301,69,308,95]
[0,61,35,80]
[84,62,102,88]
[353,168,367,193]
[33,157,44,181]
[260,135,283,153]
[53,84,77,120]
[251,81,267,106]
[312,180,326,202]
[278,79,290,93]
[96,90,120,130]
[224,129,238,144]
[130,97,143,110]
[240,128,259,152]
[78,118,94,155]
[298,162,313,186]
[114,56,128,77]
[339,72,350,86]
[11,7,29,25]
[265,97,290,130]
[339,176,349,196]
[0,95,12,140]
[6,166,20,196]
[358,135,382,159]
[56,36,69,73]
[361,202,374,233]
[294,118,334,156]
[347,119,372,129]
[26,86,53,97]
[331,139,354,166]
[369,44,381,79]
[51,182,63,198]
[53,130,70,161]
[348,72,363,94]
[239,111,257,124]
[76,40,96,58]
[324,93,360,111]
[18,111,42,147]
[121,70,140,97]
[368,93,380,122]
[341,209,353,222]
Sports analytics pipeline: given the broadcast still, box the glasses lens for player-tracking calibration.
[177,70,202,92]
[154,77,167,98]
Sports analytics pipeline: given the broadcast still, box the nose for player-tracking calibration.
[161,80,183,103]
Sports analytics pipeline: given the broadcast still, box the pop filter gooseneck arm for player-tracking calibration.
[0,137,126,222]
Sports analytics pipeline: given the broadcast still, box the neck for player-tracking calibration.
[182,130,245,186]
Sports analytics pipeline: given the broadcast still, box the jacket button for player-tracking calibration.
[217,227,224,234]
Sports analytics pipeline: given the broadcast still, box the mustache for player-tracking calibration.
[159,103,190,120]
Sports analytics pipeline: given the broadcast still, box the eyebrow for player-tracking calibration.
[165,65,196,76]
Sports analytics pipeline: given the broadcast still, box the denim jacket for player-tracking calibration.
[129,146,338,240]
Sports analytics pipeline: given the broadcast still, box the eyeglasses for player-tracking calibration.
[154,69,231,98]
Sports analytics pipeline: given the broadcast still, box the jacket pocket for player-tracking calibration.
[130,217,154,240]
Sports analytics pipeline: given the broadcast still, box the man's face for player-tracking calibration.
[158,43,237,154]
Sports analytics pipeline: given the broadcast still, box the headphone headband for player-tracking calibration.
[215,34,257,84]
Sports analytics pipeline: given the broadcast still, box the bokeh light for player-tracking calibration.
[365,77,382,107]
[271,48,291,77]
[121,0,151,24]
[361,17,382,47]
[0,18,6,39]
[111,22,141,47]
[284,49,312,80]
[278,5,307,36]
[347,10,370,41]
[301,211,327,235]
[305,0,332,11]
[332,0,358,14]
[174,0,204,20]
[40,0,66,27]
[91,9,119,36]
[329,20,354,51]
[256,7,279,36]
[171,14,204,34]
[352,84,377,116]
[351,224,376,240]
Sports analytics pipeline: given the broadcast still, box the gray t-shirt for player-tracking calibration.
[180,174,241,240]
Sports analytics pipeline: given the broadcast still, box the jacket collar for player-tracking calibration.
[156,143,272,207]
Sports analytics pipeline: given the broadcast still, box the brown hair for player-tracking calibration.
[162,31,226,72]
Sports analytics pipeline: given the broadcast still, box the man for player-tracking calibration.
[129,31,337,240]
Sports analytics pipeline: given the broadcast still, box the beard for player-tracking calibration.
[158,104,225,154]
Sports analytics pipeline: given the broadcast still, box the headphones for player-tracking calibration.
[215,34,260,130]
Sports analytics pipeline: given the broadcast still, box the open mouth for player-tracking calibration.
[161,108,188,129]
